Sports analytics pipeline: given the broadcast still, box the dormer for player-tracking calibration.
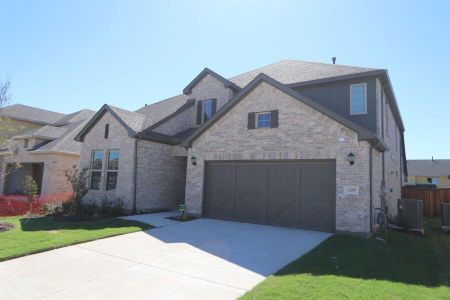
[183,68,241,127]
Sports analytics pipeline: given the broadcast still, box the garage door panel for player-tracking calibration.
[204,163,235,218]
[267,163,299,195]
[266,195,299,227]
[234,194,265,223]
[204,161,336,232]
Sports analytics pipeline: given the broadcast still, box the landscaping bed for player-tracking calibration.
[0,215,151,262]
[241,218,450,300]
[165,215,198,222]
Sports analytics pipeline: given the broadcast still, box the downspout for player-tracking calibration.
[132,136,140,214]
[369,146,373,233]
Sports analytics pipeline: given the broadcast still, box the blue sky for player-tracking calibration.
[1,0,449,159]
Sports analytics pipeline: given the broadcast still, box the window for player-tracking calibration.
[106,150,119,190]
[24,139,29,149]
[256,112,271,128]
[350,83,367,115]
[203,100,213,122]
[248,110,278,130]
[427,177,439,185]
[197,99,216,124]
[104,124,109,139]
[90,150,103,190]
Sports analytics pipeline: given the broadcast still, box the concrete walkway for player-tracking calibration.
[0,213,331,300]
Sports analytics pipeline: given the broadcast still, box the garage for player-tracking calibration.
[203,160,336,232]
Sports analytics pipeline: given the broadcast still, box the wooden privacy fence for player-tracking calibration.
[402,187,450,217]
[0,192,72,217]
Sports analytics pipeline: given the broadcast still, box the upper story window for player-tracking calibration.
[196,99,217,125]
[350,83,367,115]
[256,112,272,128]
[90,150,103,190]
[248,110,278,130]
[24,139,29,149]
[427,177,439,185]
[106,150,119,191]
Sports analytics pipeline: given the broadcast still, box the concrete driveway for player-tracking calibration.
[0,213,330,299]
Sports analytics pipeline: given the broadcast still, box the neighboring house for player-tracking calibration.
[75,59,406,236]
[406,159,450,188]
[0,104,94,194]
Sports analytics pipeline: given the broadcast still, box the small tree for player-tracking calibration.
[65,165,89,215]
[24,175,38,217]
[0,79,21,179]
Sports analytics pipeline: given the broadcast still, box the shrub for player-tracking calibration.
[99,194,113,215]
[24,176,38,216]
[43,202,63,215]
[81,200,98,217]
[111,198,125,216]
[64,165,89,216]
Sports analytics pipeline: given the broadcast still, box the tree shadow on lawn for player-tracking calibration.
[19,215,150,232]
[274,220,450,288]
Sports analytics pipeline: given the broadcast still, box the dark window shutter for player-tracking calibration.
[248,112,256,130]
[271,110,278,128]
[211,99,217,115]
[196,101,202,125]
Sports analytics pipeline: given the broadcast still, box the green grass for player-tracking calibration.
[0,215,151,261]
[242,219,450,299]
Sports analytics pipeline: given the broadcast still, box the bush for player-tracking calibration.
[64,166,89,216]
[99,194,113,215]
[43,202,63,215]
[81,201,98,217]
[111,198,125,216]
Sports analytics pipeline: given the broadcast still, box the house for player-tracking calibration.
[75,59,406,236]
[0,104,94,194]
[405,159,450,188]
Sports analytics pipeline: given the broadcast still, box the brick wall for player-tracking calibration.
[185,81,374,233]
[136,140,186,212]
[79,111,135,210]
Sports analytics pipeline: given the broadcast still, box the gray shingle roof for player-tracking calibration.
[407,160,450,177]
[53,109,95,125]
[1,104,66,125]
[131,60,379,132]
[32,120,89,154]
[229,60,378,87]
[136,94,189,128]
[13,125,68,140]
[108,105,147,132]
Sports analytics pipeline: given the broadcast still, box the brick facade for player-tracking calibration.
[136,140,186,212]
[0,143,78,195]
[79,111,136,210]
[185,81,375,233]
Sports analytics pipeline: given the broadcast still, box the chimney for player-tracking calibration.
[332,57,336,64]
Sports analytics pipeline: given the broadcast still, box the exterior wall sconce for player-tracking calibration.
[347,152,355,166]
[191,156,197,166]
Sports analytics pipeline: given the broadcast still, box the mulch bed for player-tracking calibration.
[165,215,198,222]
[52,215,105,222]
[0,222,15,232]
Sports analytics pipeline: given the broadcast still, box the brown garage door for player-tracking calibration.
[203,161,336,232]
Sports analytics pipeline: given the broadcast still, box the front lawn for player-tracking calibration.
[0,215,150,261]
[242,218,450,299]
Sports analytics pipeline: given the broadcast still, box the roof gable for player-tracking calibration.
[74,105,141,142]
[183,73,387,151]
[183,68,241,95]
